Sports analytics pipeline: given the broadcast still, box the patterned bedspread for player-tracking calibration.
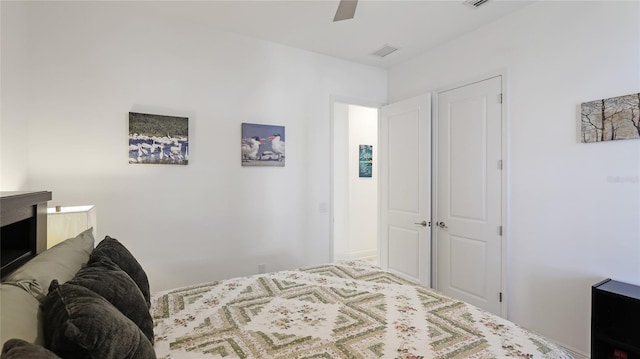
[151,261,572,359]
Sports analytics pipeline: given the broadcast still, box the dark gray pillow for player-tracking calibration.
[1,339,61,359]
[89,236,150,308]
[42,281,156,359]
[67,258,154,343]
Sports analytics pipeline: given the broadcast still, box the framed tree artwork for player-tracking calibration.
[581,93,640,143]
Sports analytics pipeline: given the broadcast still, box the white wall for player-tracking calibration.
[333,104,378,261]
[389,1,640,356]
[0,3,30,190]
[1,1,387,291]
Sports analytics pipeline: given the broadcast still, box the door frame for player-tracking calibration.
[329,95,384,263]
[431,69,510,318]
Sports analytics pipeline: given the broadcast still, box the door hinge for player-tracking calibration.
[498,93,503,104]
[499,292,503,302]
[498,226,502,236]
[497,160,503,170]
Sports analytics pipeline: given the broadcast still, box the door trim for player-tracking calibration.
[329,95,384,263]
[431,69,510,318]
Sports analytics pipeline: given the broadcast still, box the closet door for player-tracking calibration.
[436,76,503,315]
[379,93,431,286]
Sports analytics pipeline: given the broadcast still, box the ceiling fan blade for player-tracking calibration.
[333,0,358,22]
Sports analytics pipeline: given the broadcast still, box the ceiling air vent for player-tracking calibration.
[464,0,490,8]
[371,45,398,58]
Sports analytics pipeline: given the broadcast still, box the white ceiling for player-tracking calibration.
[151,0,533,68]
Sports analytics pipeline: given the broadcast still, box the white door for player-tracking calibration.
[436,76,503,315]
[379,94,431,286]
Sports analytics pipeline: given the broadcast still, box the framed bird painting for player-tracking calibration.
[241,123,285,167]
[129,112,189,165]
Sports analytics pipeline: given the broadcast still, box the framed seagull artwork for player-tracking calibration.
[241,123,285,167]
[129,112,189,165]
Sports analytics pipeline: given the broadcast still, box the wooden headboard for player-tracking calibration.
[0,191,51,278]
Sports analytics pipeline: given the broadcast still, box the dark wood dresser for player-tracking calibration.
[592,278,640,359]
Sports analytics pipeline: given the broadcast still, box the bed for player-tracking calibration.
[151,261,572,359]
[0,192,573,359]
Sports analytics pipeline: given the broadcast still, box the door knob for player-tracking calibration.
[438,221,448,229]
[414,220,428,227]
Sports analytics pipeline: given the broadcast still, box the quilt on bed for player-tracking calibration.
[151,261,572,359]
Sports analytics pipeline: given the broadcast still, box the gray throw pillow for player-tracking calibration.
[42,281,156,359]
[67,258,154,343]
[1,339,61,359]
[89,236,150,308]
[3,228,94,301]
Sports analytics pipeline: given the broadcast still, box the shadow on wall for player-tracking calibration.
[522,269,607,357]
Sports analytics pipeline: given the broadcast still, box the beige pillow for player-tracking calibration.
[0,283,43,346]
[3,228,95,301]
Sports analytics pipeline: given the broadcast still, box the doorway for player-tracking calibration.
[332,102,379,265]
[330,75,506,316]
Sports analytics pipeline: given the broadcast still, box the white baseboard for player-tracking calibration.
[334,250,377,261]
[348,249,377,261]
[560,345,588,359]
[334,252,350,261]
